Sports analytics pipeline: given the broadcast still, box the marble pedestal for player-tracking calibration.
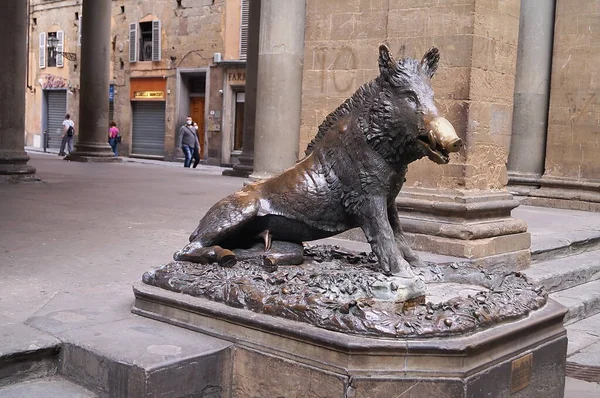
[132,282,567,398]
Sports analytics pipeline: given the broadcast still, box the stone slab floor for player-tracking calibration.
[0,152,599,396]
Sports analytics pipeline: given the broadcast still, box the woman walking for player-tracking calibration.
[108,121,120,157]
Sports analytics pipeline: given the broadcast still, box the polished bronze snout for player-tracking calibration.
[418,117,462,164]
[429,117,462,153]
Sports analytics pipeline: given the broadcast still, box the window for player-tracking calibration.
[40,31,64,68]
[239,0,249,59]
[129,20,161,63]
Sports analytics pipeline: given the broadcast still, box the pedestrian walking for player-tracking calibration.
[108,121,120,157]
[192,122,201,169]
[58,114,75,156]
[177,116,199,168]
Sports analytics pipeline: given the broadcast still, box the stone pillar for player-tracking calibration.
[0,0,37,182]
[250,0,305,179]
[65,0,117,162]
[223,0,261,178]
[507,0,556,195]
[395,1,530,270]
[524,0,600,212]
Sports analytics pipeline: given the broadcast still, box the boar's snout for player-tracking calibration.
[418,117,462,164]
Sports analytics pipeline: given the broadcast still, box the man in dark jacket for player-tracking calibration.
[177,116,200,168]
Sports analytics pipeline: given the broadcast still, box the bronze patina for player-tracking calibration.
[143,45,547,337]
[174,45,462,287]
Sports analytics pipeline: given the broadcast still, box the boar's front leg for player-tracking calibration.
[387,203,426,268]
[356,197,416,278]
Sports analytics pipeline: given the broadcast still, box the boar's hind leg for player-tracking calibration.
[175,192,260,267]
[174,243,236,267]
[263,241,305,268]
[387,203,426,268]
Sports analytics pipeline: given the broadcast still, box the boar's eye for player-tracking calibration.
[403,91,419,105]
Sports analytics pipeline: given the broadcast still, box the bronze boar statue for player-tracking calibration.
[174,45,462,281]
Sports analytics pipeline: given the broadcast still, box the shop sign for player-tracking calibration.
[227,70,246,85]
[133,91,164,99]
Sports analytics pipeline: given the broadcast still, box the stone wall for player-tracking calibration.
[301,0,520,191]
[544,0,600,184]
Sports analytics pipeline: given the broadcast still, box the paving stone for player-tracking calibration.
[0,377,97,398]
[25,285,133,335]
[564,377,600,398]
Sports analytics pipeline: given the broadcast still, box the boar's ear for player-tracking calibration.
[378,44,397,76]
[421,47,440,78]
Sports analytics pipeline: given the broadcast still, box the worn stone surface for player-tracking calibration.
[523,251,600,293]
[232,348,347,398]
[551,279,600,325]
[0,377,97,398]
[57,317,232,397]
[0,324,60,388]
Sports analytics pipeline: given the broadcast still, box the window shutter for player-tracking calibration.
[56,31,64,67]
[129,23,137,63]
[39,32,46,68]
[239,0,249,60]
[152,20,161,62]
[78,15,82,46]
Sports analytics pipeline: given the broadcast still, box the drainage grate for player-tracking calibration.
[566,362,600,383]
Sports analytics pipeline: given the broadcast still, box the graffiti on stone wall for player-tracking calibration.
[314,46,357,93]
[39,74,68,89]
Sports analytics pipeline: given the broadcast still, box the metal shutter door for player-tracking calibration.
[46,90,67,150]
[132,101,165,156]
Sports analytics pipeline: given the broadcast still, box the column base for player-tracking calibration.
[397,188,531,270]
[0,151,39,182]
[522,176,600,212]
[64,141,121,163]
[507,171,541,196]
[222,163,252,178]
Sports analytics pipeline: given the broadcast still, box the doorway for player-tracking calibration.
[190,96,205,159]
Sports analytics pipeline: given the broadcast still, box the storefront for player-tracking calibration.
[130,78,167,158]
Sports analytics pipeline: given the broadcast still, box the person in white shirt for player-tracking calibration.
[58,114,75,156]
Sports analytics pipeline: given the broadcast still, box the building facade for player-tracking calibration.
[26,0,249,166]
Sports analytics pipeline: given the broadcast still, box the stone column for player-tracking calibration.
[507,0,556,195]
[250,0,305,179]
[65,0,117,162]
[223,0,261,178]
[0,0,37,182]
[524,0,600,212]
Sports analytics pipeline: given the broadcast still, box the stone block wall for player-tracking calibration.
[301,0,520,191]
[544,0,600,183]
[110,0,224,158]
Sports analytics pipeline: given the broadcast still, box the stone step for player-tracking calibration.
[530,230,600,264]
[0,376,97,398]
[0,324,61,387]
[550,279,600,325]
[55,316,233,398]
[523,250,600,293]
